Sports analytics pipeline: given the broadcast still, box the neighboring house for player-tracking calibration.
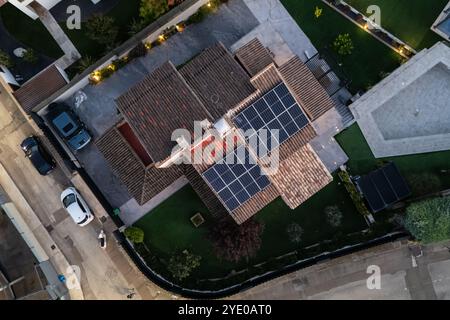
[96,39,335,225]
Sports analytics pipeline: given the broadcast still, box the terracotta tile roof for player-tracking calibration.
[279,56,335,121]
[277,124,317,162]
[231,184,279,224]
[179,43,256,120]
[182,164,227,217]
[231,64,283,117]
[250,64,282,94]
[270,144,332,209]
[96,127,182,205]
[235,38,274,76]
[116,61,211,163]
[13,65,68,114]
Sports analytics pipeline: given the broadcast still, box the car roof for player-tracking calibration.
[52,112,79,137]
[66,202,86,224]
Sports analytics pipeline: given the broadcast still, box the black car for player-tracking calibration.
[21,136,56,176]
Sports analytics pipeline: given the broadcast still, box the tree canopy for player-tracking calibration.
[167,249,201,281]
[124,226,145,244]
[139,0,169,22]
[86,15,118,47]
[208,217,264,263]
[404,197,450,244]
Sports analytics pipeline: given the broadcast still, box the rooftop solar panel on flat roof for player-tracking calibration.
[233,83,309,156]
[202,145,271,212]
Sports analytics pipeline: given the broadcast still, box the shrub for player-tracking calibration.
[167,249,201,281]
[404,197,450,243]
[140,0,169,23]
[325,205,343,227]
[333,33,354,56]
[128,18,146,36]
[86,15,118,46]
[23,49,38,64]
[76,56,95,73]
[286,223,303,244]
[0,50,13,68]
[124,226,145,244]
[407,173,441,197]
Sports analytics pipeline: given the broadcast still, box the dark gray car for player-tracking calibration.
[47,103,92,151]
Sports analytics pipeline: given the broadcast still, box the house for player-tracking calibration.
[96,39,336,224]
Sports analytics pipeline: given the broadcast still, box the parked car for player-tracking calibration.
[61,187,94,227]
[20,136,56,176]
[47,102,92,151]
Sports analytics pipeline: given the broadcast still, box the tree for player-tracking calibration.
[139,0,169,23]
[333,33,354,56]
[404,197,450,244]
[86,15,118,46]
[23,49,38,64]
[286,223,303,244]
[0,50,13,68]
[128,18,146,36]
[208,217,264,263]
[167,249,201,281]
[325,205,343,227]
[124,226,145,244]
[314,6,323,18]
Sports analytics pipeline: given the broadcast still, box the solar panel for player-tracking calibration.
[233,83,309,155]
[202,145,271,212]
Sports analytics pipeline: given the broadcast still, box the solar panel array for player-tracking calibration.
[202,145,271,212]
[233,83,309,154]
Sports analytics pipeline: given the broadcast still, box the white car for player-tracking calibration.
[61,187,94,227]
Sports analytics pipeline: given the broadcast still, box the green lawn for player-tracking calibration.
[281,0,402,92]
[0,3,63,58]
[346,0,448,50]
[134,175,372,289]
